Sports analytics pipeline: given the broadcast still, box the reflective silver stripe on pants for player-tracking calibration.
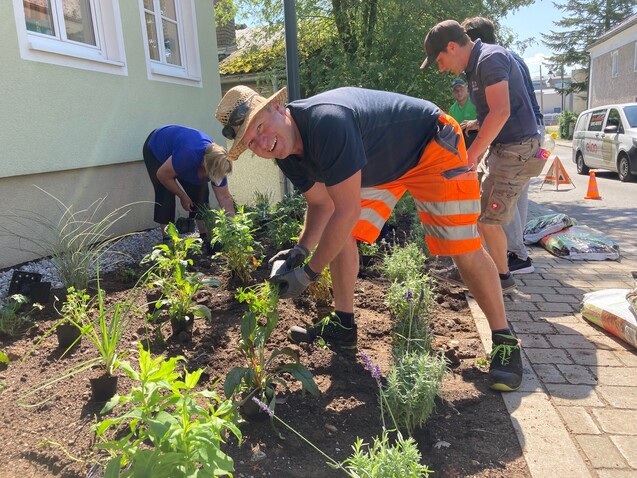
[414,199,481,217]
[359,187,399,230]
[422,223,478,240]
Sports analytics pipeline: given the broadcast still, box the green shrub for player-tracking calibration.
[559,111,578,139]
[383,242,427,283]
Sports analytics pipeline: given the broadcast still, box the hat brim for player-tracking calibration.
[226,87,288,161]
[420,57,433,70]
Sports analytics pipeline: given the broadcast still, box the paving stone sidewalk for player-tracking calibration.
[468,200,637,477]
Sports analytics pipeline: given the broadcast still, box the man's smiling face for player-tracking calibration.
[241,102,298,159]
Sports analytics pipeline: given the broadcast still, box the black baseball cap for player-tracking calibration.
[421,20,468,69]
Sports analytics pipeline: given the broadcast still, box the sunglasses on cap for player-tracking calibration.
[222,94,257,140]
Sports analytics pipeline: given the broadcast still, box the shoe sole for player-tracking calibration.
[489,382,521,392]
[501,282,517,293]
[510,265,535,275]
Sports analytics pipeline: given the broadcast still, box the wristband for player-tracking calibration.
[296,244,310,256]
[303,263,321,281]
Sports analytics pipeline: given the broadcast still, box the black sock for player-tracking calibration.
[499,272,511,280]
[492,328,512,341]
[334,310,355,327]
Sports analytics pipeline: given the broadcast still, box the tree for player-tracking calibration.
[542,0,636,92]
[215,0,534,106]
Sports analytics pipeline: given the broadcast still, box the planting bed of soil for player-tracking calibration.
[0,249,530,478]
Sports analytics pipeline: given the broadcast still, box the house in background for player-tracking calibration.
[1,1,226,269]
[587,13,637,107]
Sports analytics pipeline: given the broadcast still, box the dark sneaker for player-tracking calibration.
[508,252,535,275]
[431,266,466,288]
[288,313,357,349]
[500,274,517,293]
[489,334,523,392]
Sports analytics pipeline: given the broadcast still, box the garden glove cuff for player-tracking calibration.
[270,266,313,299]
[268,244,310,270]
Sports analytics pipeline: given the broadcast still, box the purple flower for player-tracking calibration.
[406,289,413,302]
[360,351,382,380]
[251,396,274,417]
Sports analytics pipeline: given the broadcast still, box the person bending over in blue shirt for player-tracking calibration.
[143,125,235,251]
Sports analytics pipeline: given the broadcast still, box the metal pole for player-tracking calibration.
[282,0,300,194]
[539,64,544,114]
[560,67,565,112]
[283,0,300,102]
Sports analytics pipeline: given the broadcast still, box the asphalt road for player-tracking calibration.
[527,141,636,251]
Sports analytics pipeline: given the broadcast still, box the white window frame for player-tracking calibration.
[12,0,127,75]
[611,50,618,78]
[139,0,202,87]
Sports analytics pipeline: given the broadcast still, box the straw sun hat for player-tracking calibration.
[215,85,287,161]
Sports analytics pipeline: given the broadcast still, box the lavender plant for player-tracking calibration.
[387,280,435,355]
[382,242,427,283]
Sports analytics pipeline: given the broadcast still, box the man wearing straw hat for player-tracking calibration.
[215,85,523,391]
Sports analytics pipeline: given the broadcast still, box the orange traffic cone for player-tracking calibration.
[584,171,602,200]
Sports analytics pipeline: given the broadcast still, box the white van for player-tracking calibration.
[571,103,637,182]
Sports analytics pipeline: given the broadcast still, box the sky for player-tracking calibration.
[500,0,567,79]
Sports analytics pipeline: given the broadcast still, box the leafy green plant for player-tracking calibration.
[251,190,274,223]
[0,294,43,336]
[387,278,435,356]
[381,351,447,435]
[359,240,382,257]
[306,266,333,307]
[265,214,303,250]
[209,206,261,284]
[153,271,216,322]
[67,267,144,376]
[559,111,578,139]
[0,188,140,290]
[140,222,201,280]
[340,432,432,477]
[224,283,319,412]
[94,345,241,477]
[0,350,9,370]
[383,242,427,283]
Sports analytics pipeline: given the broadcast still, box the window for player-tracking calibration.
[13,0,127,74]
[606,109,623,134]
[611,50,618,78]
[588,110,606,132]
[139,0,202,86]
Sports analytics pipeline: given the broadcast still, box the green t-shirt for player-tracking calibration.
[448,99,477,124]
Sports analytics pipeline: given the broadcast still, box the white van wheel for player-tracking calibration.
[576,152,589,175]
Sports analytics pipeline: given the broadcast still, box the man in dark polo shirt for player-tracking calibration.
[421,20,545,292]
[215,85,524,391]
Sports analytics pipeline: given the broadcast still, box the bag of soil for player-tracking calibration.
[582,288,637,350]
[627,272,637,318]
[539,225,620,261]
[524,213,576,244]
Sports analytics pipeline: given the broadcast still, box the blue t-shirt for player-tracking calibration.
[276,87,440,192]
[148,125,227,186]
[510,51,543,124]
[465,40,539,144]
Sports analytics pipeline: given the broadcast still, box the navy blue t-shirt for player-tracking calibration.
[276,88,440,192]
[148,125,227,187]
[465,40,539,144]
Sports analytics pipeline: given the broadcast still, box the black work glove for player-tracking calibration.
[268,244,310,270]
[270,265,315,299]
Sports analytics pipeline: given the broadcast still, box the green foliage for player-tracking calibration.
[0,294,43,336]
[0,350,8,370]
[306,266,333,307]
[387,277,435,356]
[141,223,201,280]
[153,271,216,323]
[224,283,319,412]
[381,351,447,434]
[542,0,636,93]
[339,431,432,477]
[265,215,303,250]
[559,111,578,139]
[0,188,138,290]
[208,207,262,284]
[94,345,241,478]
[382,242,427,284]
[67,267,144,376]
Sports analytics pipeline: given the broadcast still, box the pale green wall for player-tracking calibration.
[0,1,228,268]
